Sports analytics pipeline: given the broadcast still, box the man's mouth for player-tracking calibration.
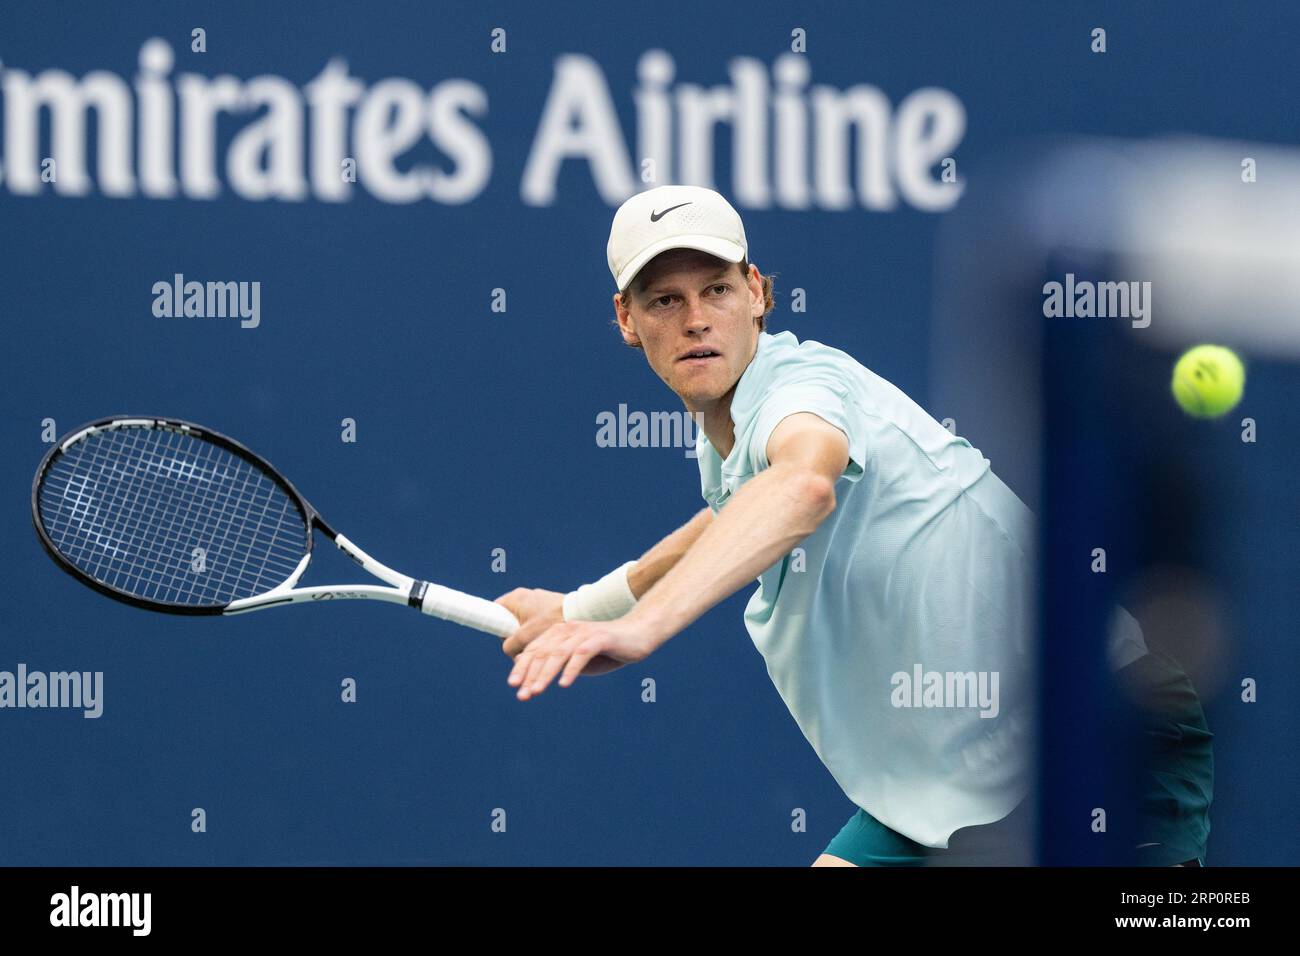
[678,348,721,363]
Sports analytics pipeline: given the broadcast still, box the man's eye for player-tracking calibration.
[711,284,729,295]
[654,296,674,307]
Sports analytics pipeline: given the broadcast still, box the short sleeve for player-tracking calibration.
[748,382,867,482]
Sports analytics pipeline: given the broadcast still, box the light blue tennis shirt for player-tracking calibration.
[695,330,1036,848]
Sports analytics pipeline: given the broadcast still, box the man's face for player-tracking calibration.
[614,248,764,410]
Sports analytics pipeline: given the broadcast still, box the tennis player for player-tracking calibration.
[496,185,1210,866]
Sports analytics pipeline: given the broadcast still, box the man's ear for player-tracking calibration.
[747,263,764,319]
[613,292,642,347]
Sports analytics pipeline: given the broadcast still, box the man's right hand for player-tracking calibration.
[494,588,565,658]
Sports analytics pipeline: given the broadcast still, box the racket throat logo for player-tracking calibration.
[310,590,376,601]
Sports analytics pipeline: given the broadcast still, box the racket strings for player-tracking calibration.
[37,424,309,606]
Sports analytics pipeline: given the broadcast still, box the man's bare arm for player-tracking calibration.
[496,507,711,657]
[624,413,849,642]
[505,412,853,699]
[627,507,713,598]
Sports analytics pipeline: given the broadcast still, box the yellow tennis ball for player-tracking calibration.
[1171,345,1245,419]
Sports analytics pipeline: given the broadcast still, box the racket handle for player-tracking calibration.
[419,583,518,638]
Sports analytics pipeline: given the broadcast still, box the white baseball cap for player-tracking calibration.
[607,185,748,291]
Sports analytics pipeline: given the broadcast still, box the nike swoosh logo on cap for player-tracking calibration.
[650,202,692,222]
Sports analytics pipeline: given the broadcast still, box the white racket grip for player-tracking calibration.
[420,583,518,638]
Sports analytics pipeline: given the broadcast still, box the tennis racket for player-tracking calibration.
[31,416,518,637]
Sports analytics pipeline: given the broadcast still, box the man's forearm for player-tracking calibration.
[627,507,713,599]
[625,463,835,642]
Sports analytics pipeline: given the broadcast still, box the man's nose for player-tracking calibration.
[683,297,711,329]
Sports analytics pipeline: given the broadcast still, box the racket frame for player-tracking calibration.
[32,415,516,636]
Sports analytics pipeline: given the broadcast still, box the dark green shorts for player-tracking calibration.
[1121,646,1214,867]
[824,650,1214,866]
[824,800,1032,867]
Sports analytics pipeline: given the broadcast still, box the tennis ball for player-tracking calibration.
[1171,345,1245,419]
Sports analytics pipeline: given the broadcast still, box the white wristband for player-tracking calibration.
[562,561,638,622]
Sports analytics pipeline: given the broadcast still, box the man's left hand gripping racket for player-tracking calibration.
[32,416,519,637]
